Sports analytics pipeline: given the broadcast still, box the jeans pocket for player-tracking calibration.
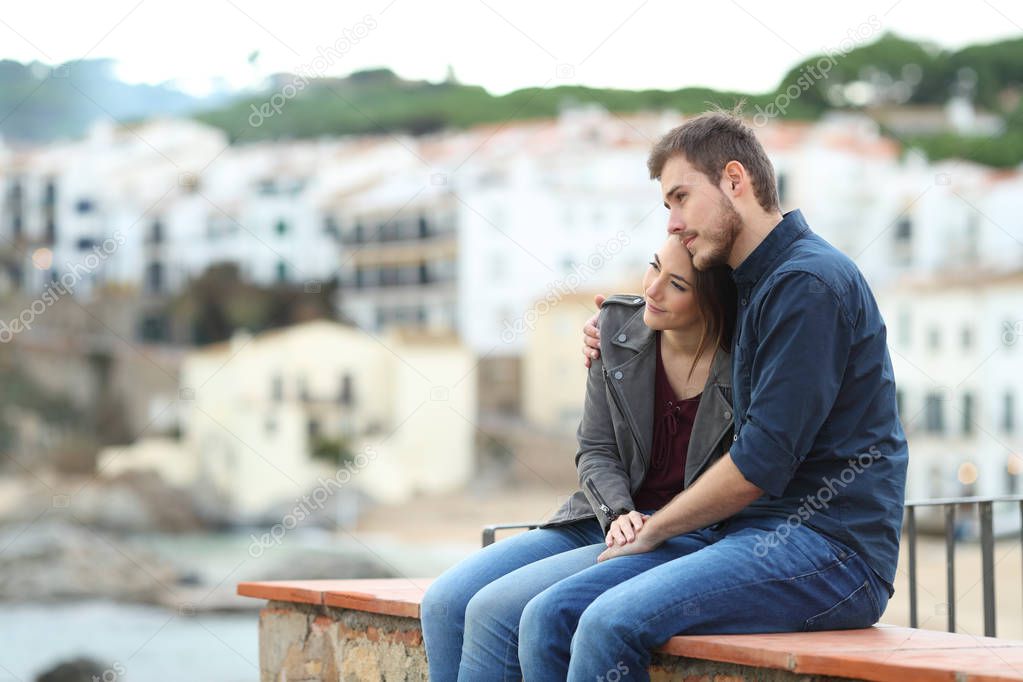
[802,579,880,632]
[815,532,852,563]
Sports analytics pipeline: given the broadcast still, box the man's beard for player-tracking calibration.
[693,195,742,270]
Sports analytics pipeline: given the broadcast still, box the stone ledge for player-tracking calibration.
[239,579,1023,682]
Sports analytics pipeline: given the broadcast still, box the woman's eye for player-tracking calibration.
[671,282,686,292]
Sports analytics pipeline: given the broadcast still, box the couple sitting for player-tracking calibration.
[422,110,909,682]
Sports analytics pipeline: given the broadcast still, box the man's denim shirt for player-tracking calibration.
[728,209,908,596]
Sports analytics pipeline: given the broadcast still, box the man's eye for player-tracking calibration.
[648,261,659,270]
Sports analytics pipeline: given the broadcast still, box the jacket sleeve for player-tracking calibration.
[574,308,636,529]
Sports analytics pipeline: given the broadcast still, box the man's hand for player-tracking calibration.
[601,511,650,548]
[597,526,660,562]
[582,294,606,368]
[605,511,650,547]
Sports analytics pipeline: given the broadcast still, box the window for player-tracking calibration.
[927,326,941,351]
[145,262,164,294]
[139,314,169,342]
[897,308,912,348]
[1003,391,1016,434]
[894,216,912,242]
[961,326,973,349]
[75,198,95,214]
[271,375,284,402]
[149,219,164,245]
[276,261,288,282]
[777,172,787,204]
[275,219,288,236]
[323,215,340,238]
[961,393,975,436]
[338,374,354,406]
[43,180,56,206]
[924,392,945,434]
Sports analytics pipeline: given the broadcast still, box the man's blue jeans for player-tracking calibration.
[422,514,890,681]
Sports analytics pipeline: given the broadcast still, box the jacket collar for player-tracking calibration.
[609,305,655,354]
[731,208,810,287]
[609,304,733,389]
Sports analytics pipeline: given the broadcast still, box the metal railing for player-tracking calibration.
[904,494,1023,637]
[482,494,1023,638]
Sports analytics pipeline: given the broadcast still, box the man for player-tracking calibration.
[516,111,908,681]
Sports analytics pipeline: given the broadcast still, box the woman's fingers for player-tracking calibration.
[627,511,646,534]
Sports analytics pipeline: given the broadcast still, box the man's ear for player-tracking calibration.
[722,161,744,196]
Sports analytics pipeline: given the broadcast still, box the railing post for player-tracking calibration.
[979,500,996,637]
[944,505,956,632]
[907,505,918,628]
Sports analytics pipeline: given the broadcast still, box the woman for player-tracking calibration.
[421,234,737,680]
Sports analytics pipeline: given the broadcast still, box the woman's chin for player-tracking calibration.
[643,311,667,330]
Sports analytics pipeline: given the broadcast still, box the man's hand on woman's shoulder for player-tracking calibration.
[582,294,606,368]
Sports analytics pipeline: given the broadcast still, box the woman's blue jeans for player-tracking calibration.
[421,514,890,682]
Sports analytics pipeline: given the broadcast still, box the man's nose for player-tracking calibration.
[667,212,684,235]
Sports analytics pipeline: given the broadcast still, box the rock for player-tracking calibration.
[0,520,186,603]
[253,549,397,581]
[72,470,206,532]
[35,657,106,682]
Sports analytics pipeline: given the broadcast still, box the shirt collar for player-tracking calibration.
[731,209,810,286]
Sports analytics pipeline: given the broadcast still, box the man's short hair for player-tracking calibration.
[647,109,780,213]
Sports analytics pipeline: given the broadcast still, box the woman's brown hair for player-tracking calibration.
[685,259,737,381]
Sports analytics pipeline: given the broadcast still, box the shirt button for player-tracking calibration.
[733,434,739,442]
[724,410,731,419]
[741,298,748,306]
[617,333,627,342]
[614,371,623,380]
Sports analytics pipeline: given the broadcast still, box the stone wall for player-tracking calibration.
[257,600,866,682]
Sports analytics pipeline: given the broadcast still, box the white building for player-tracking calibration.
[878,270,1023,529]
[101,319,477,521]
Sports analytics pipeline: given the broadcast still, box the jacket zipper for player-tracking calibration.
[585,478,614,519]
[603,366,647,459]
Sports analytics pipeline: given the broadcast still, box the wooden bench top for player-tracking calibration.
[237,578,1023,682]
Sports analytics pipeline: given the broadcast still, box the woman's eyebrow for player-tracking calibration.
[654,253,690,285]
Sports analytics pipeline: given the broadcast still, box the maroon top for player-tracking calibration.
[632,332,701,512]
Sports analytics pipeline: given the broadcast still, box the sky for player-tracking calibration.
[1,0,1021,97]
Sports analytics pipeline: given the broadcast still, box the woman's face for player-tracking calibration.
[642,236,702,331]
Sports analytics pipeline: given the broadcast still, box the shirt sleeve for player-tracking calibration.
[729,271,853,497]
